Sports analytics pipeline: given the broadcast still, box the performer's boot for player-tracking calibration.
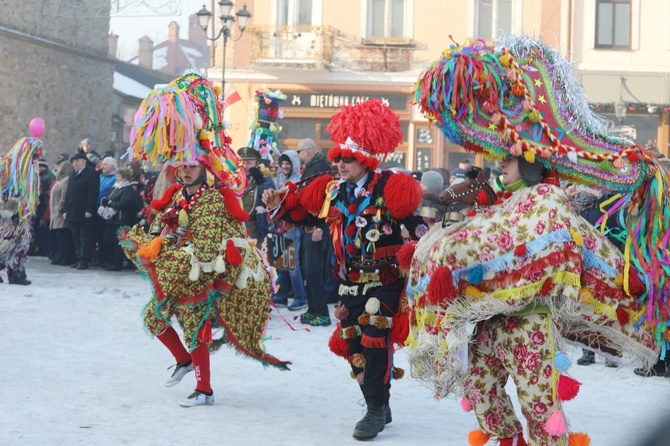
[7,267,31,285]
[157,327,193,387]
[499,433,528,446]
[384,404,392,424]
[353,402,386,441]
[179,344,214,407]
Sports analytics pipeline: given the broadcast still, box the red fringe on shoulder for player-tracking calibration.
[219,187,249,222]
[298,173,334,215]
[384,171,422,219]
[397,241,417,272]
[150,183,182,211]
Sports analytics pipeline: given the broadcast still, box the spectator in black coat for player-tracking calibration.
[64,152,100,270]
[100,168,142,271]
[296,138,337,326]
[31,160,55,256]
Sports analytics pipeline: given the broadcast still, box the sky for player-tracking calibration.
[109,0,207,60]
[2,256,670,445]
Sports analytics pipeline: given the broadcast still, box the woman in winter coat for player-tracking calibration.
[49,160,76,265]
[101,168,142,271]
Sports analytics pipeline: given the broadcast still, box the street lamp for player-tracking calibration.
[615,100,627,125]
[196,2,252,96]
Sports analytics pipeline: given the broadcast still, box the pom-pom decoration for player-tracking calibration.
[557,374,582,401]
[365,297,381,314]
[467,429,490,446]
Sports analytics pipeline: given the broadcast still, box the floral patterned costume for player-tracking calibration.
[405,182,656,445]
[120,184,289,369]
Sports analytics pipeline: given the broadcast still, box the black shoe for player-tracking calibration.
[8,277,31,285]
[77,263,89,270]
[385,405,392,424]
[353,403,386,441]
[576,351,595,366]
[634,364,666,377]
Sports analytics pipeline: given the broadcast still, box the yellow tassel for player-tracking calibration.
[570,228,583,246]
[579,287,594,303]
[137,236,164,259]
[528,109,541,123]
[178,209,189,227]
[465,285,483,298]
[523,149,536,164]
[614,273,624,287]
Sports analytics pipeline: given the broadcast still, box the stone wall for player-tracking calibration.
[0,0,114,165]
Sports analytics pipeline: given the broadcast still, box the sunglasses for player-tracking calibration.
[336,156,356,163]
[296,149,306,154]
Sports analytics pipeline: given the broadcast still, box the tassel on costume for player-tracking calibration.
[514,243,527,256]
[328,323,350,359]
[390,311,409,346]
[467,264,484,285]
[188,263,200,281]
[397,241,417,272]
[150,183,181,212]
[557,375,582,401]
[554,351,571,372]
[568,432,591,446]
[426,266,456,305]
[384,171,423,219]
[225,239,243,266]
[467,429,490,446]
[615,308,630,326]
[297,173,334,215]
[137,236,164,259]
[214,254,226,273]
[460,398,473,412]
[544,409,567,436]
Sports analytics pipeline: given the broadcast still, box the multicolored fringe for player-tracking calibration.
[0,136,43,218]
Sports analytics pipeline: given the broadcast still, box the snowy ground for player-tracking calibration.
[2,256,670,446]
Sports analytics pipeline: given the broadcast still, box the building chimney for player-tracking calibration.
[108,33,119,59]
[138,36,154,69]
[189,14,206,46]
[168,21,180,43]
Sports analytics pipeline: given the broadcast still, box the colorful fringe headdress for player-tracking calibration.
[247,88,286,163]
[414,35,670,348]
[128,72,246,196]
[325,98,404,171]
[0,122,45,218]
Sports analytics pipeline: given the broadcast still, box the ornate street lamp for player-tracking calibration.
[196,2,252,95]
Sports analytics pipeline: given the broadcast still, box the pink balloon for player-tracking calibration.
[29,117,45,138]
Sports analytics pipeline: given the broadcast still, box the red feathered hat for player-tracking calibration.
[325,99,403,171]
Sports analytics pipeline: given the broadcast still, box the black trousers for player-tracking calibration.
[69,219,94,265]
[301,230,330,317]
[340,279,403,407]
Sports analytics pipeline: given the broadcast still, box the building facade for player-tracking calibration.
[0,0,114,164]
[199,0,670,171]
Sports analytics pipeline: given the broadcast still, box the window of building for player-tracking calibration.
[475,0,512,40]
[595,0,631,48]
[277,0,313,26]
[367,0,406,38]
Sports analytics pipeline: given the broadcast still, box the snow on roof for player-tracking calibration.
[182,45,204,67]
[113,71,152,99]
[153,46,168,70]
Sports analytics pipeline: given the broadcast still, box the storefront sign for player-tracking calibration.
[283,92,408,111]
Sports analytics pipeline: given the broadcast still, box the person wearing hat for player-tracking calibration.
[63,151,100,270]
[237,146,271,242]
[263,99,427,441]
[419,170,446,222]
[118,72,289,408]
[30,159,55,257]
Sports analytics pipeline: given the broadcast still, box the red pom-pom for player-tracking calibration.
[426,266,456,305]
[628,151,639,162]
[286,181,298,192]
[347,203,358,214]
[328,323,350,359]
[289,208,308,221]
[333,305,349,321]
[616,308,630,326]
[397,241,417,272]
[150,183,182,212]
[467,429,490,446]
[345,224,357,237]
[514,244,527,257]
[283,191,299,210]
[540,277,553,296]
[225,239,243,266]
[220,187,249,222]
[384,171,423,219]
[348,271,360,281]
[467,208,476,217]
[346,244,359,255]
[476,189,488,205]
[297,173,334,215]
[628,271,646,295]
[390,311,409,346]
[557,374,582,401]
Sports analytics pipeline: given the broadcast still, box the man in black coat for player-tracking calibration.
[64,152,100,269]
[296,138,336,326]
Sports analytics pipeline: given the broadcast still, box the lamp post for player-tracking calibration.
[196,1,252,97]
[615,100,627,125]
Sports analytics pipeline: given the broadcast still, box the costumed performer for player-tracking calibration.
[262,99,426,441]
[403,35,669,446]
[119,72,290,408]
[0,119,46,285]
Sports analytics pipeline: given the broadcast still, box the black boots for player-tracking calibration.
[576,350,595,365]
[353,403,387,441]
[7,269,31,285]
[634,358,668,377]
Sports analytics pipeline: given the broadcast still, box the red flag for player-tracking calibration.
[225,85,241,106]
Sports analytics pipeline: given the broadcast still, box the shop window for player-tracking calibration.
[595,0,631,49]
[475,0,513,40]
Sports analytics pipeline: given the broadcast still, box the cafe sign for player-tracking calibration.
[283,92,409,111]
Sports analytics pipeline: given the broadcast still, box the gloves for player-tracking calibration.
[101,197,109,206]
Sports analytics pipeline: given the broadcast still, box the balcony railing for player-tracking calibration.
[248,25,421,72]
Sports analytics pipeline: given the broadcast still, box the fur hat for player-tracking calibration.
[325,99,403,171]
